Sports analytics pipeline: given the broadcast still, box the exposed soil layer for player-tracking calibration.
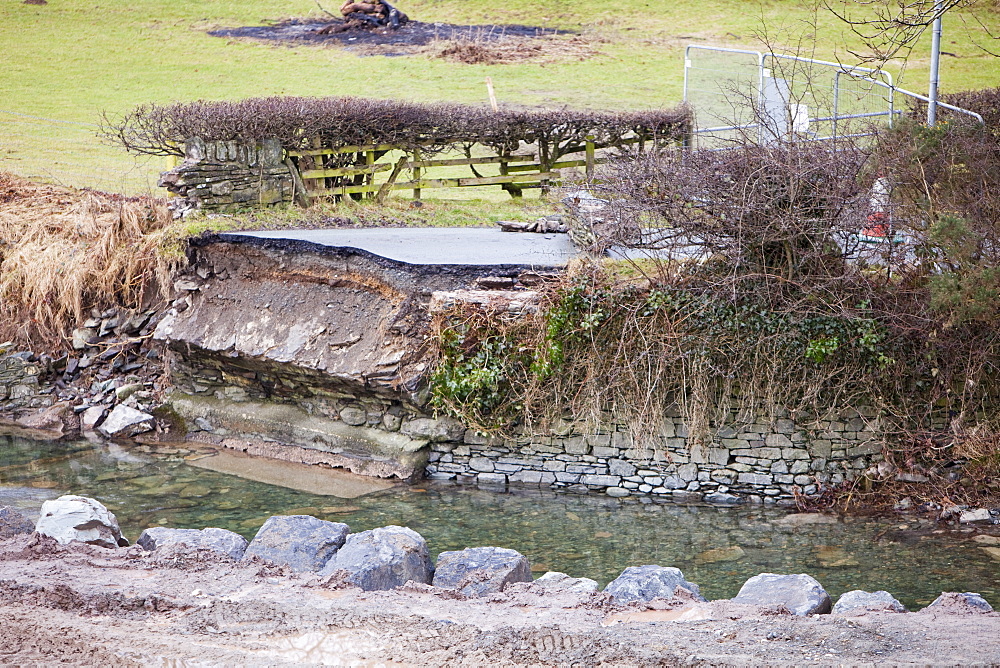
[3,533,1000,666]
[209,19,569,53]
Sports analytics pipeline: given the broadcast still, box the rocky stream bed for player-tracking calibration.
[2,497,1000,666]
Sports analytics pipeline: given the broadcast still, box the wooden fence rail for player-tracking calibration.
[284,134,664,201]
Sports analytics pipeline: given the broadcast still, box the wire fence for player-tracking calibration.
[0,110,169,196]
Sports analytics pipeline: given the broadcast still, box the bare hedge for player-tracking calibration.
[102,96,691,158]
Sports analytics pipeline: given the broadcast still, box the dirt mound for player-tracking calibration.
[209,20,576,59]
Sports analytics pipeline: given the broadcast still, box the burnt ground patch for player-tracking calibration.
[209,20,573,57]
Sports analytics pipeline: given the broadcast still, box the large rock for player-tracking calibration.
[35,495,128,548]
[319,525,433,590]
[243,515,349,572]
[98,404,155,438]
[732,573,832,615]
[603,565,705,604]
[922,592,994,614]
[432,546,532,597]
[137,526,248,560]
[833,590,907,614]
[533,571,600,594]
[0,506,34,539]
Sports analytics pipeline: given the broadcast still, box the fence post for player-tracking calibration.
[412,148,422,201]
[585,135,595,179]
[365,149,375,199]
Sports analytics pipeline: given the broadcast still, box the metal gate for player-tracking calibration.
[683,45,981,147]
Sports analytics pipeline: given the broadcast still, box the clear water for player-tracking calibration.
[2,432,998,610]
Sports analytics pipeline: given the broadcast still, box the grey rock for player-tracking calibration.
[320,525,433,590]
[35,495,128,548]
[432,546,532,597]
[81,405,107,431]
[959,508,992,523]
[243,515,349,572]
[732,573,832,615]
[339,407,367,426]
[705,492,742,505]
[534,571,600,594]
[603,565,705,604]
[401,417,466,443]
[0,506,34,538]
[833,590,907,614]
[137,526,248,560]
[923,592,994,614]
[97,404,155,438]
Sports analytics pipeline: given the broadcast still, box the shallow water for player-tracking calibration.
[2,433,998,610]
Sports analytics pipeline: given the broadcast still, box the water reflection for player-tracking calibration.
[1,433,997,609]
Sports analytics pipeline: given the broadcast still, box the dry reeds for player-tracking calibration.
[0,173,174,349]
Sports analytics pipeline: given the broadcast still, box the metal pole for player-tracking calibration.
[928,0,943,126]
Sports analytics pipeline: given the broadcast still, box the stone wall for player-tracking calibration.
[158,138,295,213]
[425,408,884,506]
[0,348,50,413]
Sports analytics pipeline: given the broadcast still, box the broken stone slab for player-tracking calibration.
[533,571,600,594]
[922,592,994,614]
[0,505,34,539]
[833,590,907,614]
[81,405,108,431]
[432,546,532,597]
[98,404,155,438]
[35,495,129,548]
[400,417,466,443]
[242,515,349,572]
[319,525,433,590]
[959,508,993,524]
[732,573,832,615]
[15,402,68,434]
[137,526,248,560]
[603,565,705,604]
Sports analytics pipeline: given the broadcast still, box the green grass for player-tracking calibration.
[1,0,998,195]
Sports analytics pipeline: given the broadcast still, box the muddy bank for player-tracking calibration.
[2,529,999,666]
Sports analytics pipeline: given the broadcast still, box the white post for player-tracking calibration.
[928,0,943,126]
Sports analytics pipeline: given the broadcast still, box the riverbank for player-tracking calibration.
[1,526,999,666]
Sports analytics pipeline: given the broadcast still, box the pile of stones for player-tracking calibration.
[0,306,167,439]
[3,494,995,616]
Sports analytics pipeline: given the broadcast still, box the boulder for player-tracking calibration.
[0,505,34,539]
[98,404,155,438]
[603,565,705,604]
[35,495,128,548]
[432,546,532,597]
[922,592,994,614]
[833,590,907,614]
[533,571,600,594]
[319,525,433,590]
[243,515,349,572]
[137,526,248,560]
[732,573,831,615]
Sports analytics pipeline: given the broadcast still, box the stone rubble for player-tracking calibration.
[319,525,434,590]
[136,526,249,560]
[732,573,832,616]
[833,589,908,614]
[603,565,705,604]
[0,505,34,539]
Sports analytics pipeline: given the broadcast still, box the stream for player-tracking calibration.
[2,432,998,610]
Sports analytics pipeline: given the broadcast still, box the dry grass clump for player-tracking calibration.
[0,173,174,349]
[431,35,601,65]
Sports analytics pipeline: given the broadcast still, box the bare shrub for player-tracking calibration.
[101,96,689,159]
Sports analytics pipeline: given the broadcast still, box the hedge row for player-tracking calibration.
[103,96,691,158]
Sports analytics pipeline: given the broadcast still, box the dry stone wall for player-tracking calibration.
[158,138,294,213]
[425,408,884,506]
[0,349,50,413]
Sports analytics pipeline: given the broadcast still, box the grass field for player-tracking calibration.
[1,0,998,196]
